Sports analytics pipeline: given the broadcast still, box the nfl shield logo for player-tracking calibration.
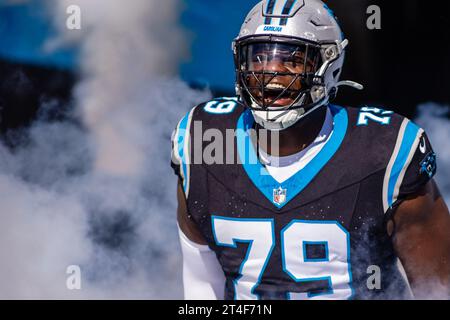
[273,187,287,205]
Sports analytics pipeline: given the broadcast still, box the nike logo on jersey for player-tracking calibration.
[419,137,426,154]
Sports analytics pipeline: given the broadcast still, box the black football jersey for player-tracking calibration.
[171,97,437,300]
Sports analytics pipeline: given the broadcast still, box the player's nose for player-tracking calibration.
[266,58,286,72]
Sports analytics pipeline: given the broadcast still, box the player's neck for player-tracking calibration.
[257,107,327,157]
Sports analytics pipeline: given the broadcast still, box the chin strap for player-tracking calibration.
[336,80,364,90]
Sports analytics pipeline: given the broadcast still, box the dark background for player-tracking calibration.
[0,0,448,136]
[327,0,450,119]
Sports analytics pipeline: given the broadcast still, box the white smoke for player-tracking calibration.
[414,103,450,205]
[0,0,210,299]
[0,1,448,301]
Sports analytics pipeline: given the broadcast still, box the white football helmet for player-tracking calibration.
[233,0,363,131]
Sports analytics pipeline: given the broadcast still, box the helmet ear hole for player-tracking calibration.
[333,68,341,79]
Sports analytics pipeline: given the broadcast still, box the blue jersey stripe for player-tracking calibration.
[177,111,192,194]
[387,121,421,207]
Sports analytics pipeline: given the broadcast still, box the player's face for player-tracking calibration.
[241,42,319,108]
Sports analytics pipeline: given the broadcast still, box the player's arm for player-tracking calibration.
[171,110,226,299]
[177,180,208,245]
[391,180,450,299]
[177,180,226,300]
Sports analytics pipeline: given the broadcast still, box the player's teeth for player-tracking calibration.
[266,84,285,89]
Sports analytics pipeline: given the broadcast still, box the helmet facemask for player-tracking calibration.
[235,36,325,115]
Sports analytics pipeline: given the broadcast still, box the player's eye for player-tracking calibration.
[252,53,268,63]
[279,55,301,69]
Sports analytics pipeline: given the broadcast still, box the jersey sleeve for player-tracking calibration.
[170,128,182,179]
[398,131,436,197]
[170,107,195,197]
[383,120,437,213]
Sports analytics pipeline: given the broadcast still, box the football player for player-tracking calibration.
[172,0,450,300]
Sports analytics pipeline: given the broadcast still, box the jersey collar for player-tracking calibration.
[236,105,348,209]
